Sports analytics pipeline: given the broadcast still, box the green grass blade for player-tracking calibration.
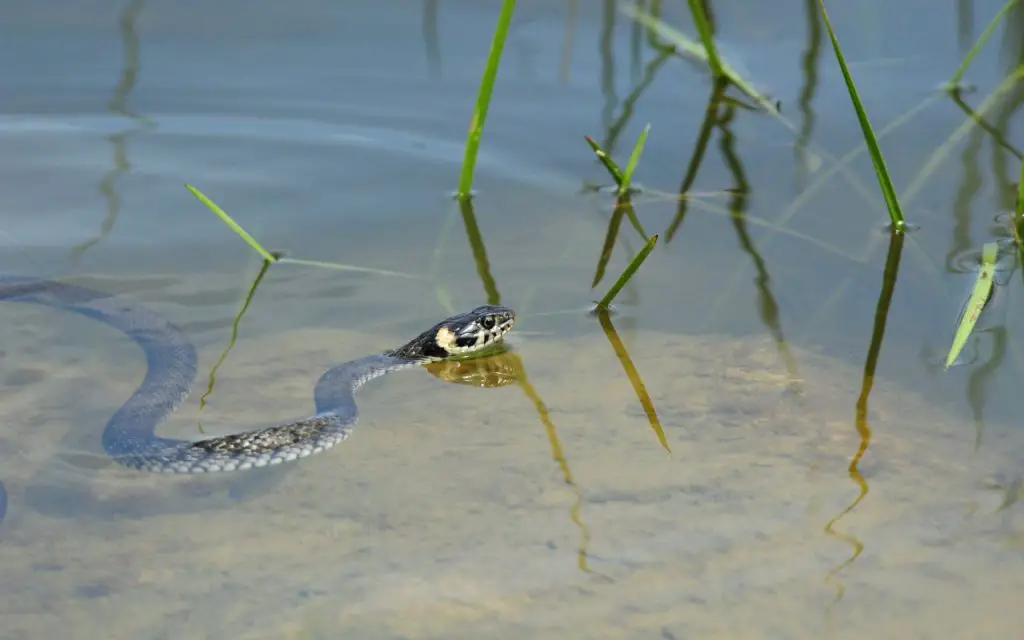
[585,135,625,186]
[686,0,722,77]
[946,0,1019,89]
[596,233,658,309]
[620,123,651,194]
[945,241,999,369]
[184,184,279,262]
[816,1,906,231]
[457,0,516,199]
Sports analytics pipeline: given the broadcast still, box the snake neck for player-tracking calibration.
[312,353,421,417]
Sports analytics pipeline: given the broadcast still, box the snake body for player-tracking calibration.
[0,277,515,477]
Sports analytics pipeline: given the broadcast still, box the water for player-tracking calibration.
[1,0,1023,637]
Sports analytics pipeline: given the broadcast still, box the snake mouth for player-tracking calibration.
[452,317,514,353]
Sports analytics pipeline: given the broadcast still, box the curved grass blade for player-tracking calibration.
[595,233,658,310]
[816,0,906,232]
[945,241,999,369]
[185,184,279,263]
[457,0,516,199]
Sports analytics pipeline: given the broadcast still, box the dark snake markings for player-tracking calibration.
[0,277,515,522]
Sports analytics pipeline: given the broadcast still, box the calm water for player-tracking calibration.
[1,0,1023,637]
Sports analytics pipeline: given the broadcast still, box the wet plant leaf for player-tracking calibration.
[946,241,999,369]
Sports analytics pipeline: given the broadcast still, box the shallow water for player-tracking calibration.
[2,0,1024,637]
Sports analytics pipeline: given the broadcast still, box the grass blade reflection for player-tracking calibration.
[595,308,669,453]
[197,256,278,430]
[457,197,502,306]
[510,353,594,573]
[825,228,906,600]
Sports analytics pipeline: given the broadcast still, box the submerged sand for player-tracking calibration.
[0,282,1021,639]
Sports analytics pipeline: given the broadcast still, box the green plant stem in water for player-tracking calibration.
[584,133,648,237]
[457,0,516,199]
[596,233,658,309]
[816,0,906,232]
[620,123,651,195]
[686,0,722,77]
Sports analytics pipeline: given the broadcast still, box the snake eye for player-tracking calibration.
[481,316,496,330]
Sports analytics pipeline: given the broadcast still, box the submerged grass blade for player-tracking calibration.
[457,0,516,198]
[185,184,279,262]
[947,0,1019,89]
[946,242,1000,369]
[596,233,658,309]
[816,1,906,231]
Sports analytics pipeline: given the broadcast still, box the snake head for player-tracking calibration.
[387,305,516,361]
[435,305,516,356]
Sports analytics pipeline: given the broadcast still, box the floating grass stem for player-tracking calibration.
[457,0,516,199]
[816,1,906,232]
[595,234,658,310]
[185,184,417,278]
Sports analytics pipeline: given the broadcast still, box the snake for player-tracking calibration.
[0,276,515,518]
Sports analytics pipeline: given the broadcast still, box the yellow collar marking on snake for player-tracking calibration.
[435,326,457,352]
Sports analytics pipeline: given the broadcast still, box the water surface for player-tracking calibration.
[1,1,1023,637]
